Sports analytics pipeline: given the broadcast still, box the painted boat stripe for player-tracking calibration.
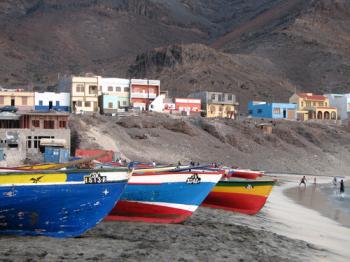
[0,180,129,187]
[212,185,274,197]
[129,174,221,184]
[126,200,198,212]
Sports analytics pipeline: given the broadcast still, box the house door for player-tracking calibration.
[11,97,15,106]
[283,109,286,118]
[49,101,53,110]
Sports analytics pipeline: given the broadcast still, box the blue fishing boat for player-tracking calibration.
[0,168,129,237]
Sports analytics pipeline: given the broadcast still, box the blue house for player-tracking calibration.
[248,101,297,120]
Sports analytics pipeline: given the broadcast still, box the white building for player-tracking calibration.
[34,92,71,112]
[325,94,350,120]
[99,77,130,95]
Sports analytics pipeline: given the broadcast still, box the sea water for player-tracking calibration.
[320,180,350,214]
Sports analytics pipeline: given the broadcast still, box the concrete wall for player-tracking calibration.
[0,128,71,163]
[35,92,71,112]
[99,77,130,94]
[325,94,350,120]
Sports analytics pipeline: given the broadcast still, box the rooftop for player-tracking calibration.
[297,93,326,101]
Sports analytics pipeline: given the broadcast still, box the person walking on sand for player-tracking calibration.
[299,176,307,187]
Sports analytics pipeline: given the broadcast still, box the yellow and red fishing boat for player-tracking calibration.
[202,178,276,215]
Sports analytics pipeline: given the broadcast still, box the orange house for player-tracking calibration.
[175,98,201,115]
[130,79,160,110]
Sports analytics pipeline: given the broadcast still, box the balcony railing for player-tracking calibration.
[131,93,157,99]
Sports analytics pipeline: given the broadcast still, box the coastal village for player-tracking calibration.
[0,73,349,166]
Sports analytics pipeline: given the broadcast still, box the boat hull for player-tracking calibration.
[0,169,129,237]
[203,179,275,215]
[106,172,222,223]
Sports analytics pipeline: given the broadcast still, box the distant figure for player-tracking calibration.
[177,161,181,167]
[196,162,200,166]
[313,177,317,184]
[190,161,194,166]
[299,176,307,187]
[152,161,156,167]
[333,177,337,187]
[340,180,345,195]
[118,158,122,165]
[3,153,6,160]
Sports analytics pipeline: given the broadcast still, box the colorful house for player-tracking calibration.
[248,102,296,120]
[130,79,160,110]
[0,89,34,111]
[175,98,201,115]
[188,91,238,118]
[35,92,71,112]
[98,78,130,114]
[289,93,337,121]
[59,74,100,113]
[325,94,350,120]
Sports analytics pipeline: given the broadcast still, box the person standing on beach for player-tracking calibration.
[333,177,337,187]
[340,180,345,196]
[299,176,307,187]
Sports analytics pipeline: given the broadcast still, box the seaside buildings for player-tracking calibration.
[188,91,238,118]
[175,98,201,116]
[59,74,100,113]
[35,92,71,112]
[289,93,337,121]
[0,89,34,111]
[324,94,350,120]
[248,102,297,120]
[0,111,70,164]
[130,79,160,111]
[99,78,130,114]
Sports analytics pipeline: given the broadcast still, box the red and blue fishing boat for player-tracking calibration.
[0,168,129,237]
[203,177,276,215]
[106,169,223,223]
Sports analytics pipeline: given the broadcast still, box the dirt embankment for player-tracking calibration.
[70,113,350,176]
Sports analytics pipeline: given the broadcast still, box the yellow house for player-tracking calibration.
[0,89,34,111]
[289,93,337,120]
[188,91,238,119]
[60,75,100,113]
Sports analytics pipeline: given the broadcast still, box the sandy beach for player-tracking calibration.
[0,174,349,261]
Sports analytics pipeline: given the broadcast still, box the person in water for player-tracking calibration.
[299,176,307,187]
[340,179,345,195]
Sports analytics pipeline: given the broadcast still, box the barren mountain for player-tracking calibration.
[0,0,350,102]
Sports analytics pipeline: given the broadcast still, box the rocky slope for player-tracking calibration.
[70,113,350,176]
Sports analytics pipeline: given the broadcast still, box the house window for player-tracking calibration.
[59,121,66,128]
[248,110,253,115]
[116,87,121,92]
[0,96,4,105]
[319,102,324,106]
[44,120,55,129]
[85,101,91,107]
[76,84,84,92]
[306,101,311,107]
[211,94,216,100]
[218,94,223,101]
[325,102,328,106]
[123,101,127,106]
[257,109,263,114]
[22,97,28,105]
[228,94,232,101]
[124,87,129,92]
[301,102,304,107]
[56,101,60,106]
[108,102,113,109]
[77,101,82,107]
[210,105,216,114]
[89,85,98,95]
[273,108,281,114]
[39,100,43,106]
[108,86,113,92]
[313,102,316,106]
[32,120,40,128]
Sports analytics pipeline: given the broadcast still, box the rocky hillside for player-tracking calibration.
[70,113,350,176]
[127,44,296,108]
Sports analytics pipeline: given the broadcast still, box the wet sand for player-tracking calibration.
[0,174,348,261]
